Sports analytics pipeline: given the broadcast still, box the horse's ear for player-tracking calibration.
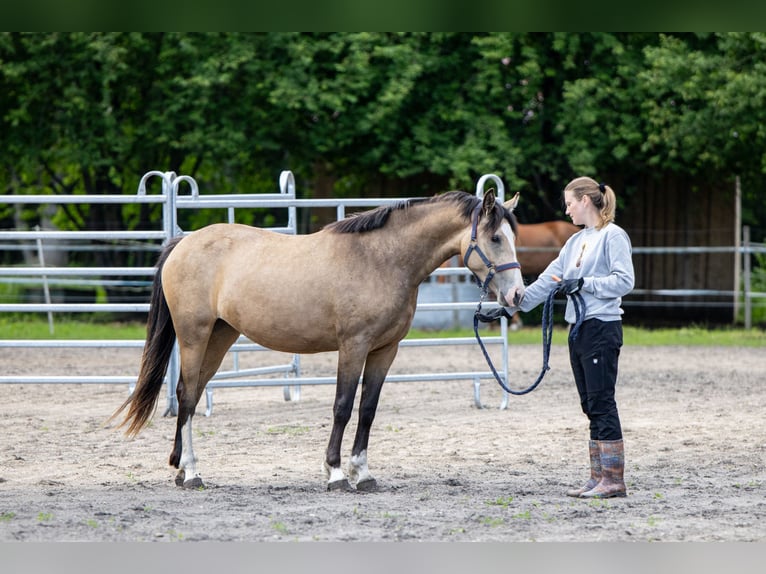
[482,188,496,214]
[503,192,520,212]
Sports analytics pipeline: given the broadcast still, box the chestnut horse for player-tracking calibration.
[516,220,580,274]
[512,221,579,327]
[111,190,525,491]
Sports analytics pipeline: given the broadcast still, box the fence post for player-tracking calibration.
[137,170,183,417]
[734,176,741,323]
[279,171,301,402]
[280,170,297,233]
[744,225,752,329]
[35,227,54,335]
[474,173,511,410]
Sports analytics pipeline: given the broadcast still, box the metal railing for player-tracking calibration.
[0,171,513,413]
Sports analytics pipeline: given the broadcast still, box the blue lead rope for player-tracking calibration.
[473,286,586,396]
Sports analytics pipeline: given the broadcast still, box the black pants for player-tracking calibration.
[569,318,623,441]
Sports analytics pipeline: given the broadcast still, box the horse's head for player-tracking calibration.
[461,190,525,308]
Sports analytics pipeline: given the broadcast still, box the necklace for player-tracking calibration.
[575,243,586,267]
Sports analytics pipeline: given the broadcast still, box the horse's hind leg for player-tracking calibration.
[170,371,200,487]
[348,342,399,492]
[170,319,239,488]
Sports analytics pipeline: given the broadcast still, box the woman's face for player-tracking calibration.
[564,190,590,226]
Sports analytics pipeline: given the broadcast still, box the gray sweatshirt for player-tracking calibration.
[518,222,635,324]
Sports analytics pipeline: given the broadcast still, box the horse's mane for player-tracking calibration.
[325,190,516,235]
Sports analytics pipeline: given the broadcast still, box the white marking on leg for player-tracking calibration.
[328,466,346,483]
[349,450,372,485]
[179,416,200,482]
[323,460,346,484]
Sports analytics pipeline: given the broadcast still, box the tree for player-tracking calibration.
[1,34,282,256]
[2,32,764,247]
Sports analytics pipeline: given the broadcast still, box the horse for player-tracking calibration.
[111,189,525,492]
[515,220,580,274]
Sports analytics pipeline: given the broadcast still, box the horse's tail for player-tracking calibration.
[110,236,183,436]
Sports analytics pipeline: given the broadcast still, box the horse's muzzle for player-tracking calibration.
[500,286,525,308]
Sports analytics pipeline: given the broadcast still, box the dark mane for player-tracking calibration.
[324,198,425,234]
[325,190,518,235]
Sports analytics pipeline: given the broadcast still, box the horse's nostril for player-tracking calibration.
[513,292,523,307]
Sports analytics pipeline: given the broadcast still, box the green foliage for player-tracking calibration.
[1,32,764,237]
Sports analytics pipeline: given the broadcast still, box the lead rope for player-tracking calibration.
[473,286,586,396]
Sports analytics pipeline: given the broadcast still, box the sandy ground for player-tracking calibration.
[0,339,764,542]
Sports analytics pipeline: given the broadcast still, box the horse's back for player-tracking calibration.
[162,224,278,291]
[548,221,579,244]
[517,221,578,248]
[161,224,308,350]
[167,223,313,269]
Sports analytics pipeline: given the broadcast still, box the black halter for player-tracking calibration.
[463,204,521,292]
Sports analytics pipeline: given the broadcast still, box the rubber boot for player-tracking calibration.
[566,440,601,497]
[580,439,627,499]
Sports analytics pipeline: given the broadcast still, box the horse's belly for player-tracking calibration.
[239,326,340,355]
[219,300,341,355]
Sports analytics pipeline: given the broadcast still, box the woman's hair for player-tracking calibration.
[564,176,616,229]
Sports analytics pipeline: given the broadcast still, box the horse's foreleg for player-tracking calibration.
[324,351,366,491]
[348,343,399,492]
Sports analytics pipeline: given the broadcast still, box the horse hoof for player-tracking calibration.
[183,476,205,489]
[327,479,353,492]
[174,470,185,487]
[356,478,378,492]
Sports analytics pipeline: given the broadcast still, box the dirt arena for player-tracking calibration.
[0,340,764,542]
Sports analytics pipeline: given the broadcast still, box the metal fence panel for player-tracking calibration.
[0,171,513,414]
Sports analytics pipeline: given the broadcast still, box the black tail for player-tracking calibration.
[110,237,183,435]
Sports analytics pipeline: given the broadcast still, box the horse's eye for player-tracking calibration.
[491,235,501,244]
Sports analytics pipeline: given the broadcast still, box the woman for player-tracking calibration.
[517,176,635,499]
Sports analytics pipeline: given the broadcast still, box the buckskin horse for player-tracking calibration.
[111,189,525,491]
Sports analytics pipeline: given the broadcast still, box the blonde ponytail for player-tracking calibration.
[564,176,616,229]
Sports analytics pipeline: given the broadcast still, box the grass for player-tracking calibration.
[409,325,766,347]
[0,318,763,346]
[485,495,515,508]
[479,516,505,527]
[265,425,310,436]
[271,520,289,535]
[0,317,146,340]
